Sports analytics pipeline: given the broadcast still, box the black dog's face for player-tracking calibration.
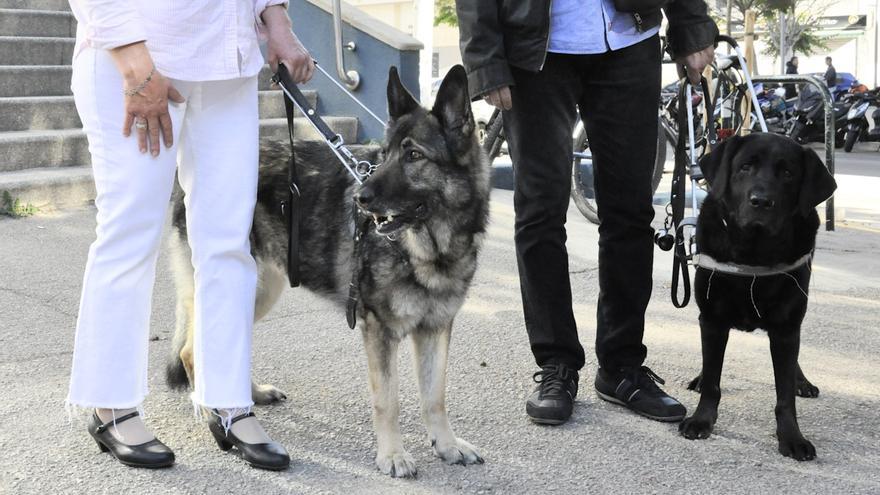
[700,133,837,235]
[354,65,476,236]
[727,135,803,233]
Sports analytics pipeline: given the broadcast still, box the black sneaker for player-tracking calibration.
[526,364,579,425]
[595,366,686,422]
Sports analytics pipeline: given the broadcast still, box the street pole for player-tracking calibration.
[726,0,733,54]
[875,0,878,87]
[780,12,786,74]
[415,0,434,105]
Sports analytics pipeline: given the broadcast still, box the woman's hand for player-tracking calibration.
[262,5,315,83]
[108,42,185,156]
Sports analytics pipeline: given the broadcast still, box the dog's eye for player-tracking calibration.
[740,163,752,172]
[783,169,793,179]
[406,150,424,162]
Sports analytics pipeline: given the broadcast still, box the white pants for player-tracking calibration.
[67,48,259,411]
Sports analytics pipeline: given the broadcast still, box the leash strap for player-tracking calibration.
[271,65,375,185]
[282,79,302,288]
[273,65,339,142]
[670,77,714,308]
[346,214,372,329]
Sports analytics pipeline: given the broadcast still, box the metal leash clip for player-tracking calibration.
[272,63,381,184]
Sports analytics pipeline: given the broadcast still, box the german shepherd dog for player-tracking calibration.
[678,133,836,461]
[165,65,489,477]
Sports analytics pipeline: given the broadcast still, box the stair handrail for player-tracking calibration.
[332,0,360,90]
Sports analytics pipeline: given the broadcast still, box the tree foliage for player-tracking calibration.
[435,0,458,27]
[709,0,831,60]
[761,0,830,60]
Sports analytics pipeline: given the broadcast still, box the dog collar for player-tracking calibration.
[693,252,812,277]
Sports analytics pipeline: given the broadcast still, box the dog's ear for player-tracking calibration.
[798,146,837,217]
[431,65,475,151]
[699,135,742,197]
[387,66,419,120]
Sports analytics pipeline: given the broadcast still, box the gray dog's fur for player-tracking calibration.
[165,65,490,477]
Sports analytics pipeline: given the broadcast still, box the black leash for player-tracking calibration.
[271,64,384,328]
[276,68,303,288]
[667,77,715,308]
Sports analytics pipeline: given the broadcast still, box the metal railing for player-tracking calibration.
[752,74,836,231]
[331,0,360,90]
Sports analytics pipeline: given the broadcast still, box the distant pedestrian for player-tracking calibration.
[785,56,798,99]
[824,56,837,88]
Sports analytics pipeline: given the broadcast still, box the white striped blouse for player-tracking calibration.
[68,0,288,81]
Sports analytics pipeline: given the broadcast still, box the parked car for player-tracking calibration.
[808,72,856,101]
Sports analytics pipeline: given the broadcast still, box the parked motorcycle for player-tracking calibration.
[750,84,794,135]
[843,89,880,152]
[788,84,851,148]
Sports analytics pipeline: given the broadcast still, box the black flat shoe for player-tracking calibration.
[208,411,290,471]
[88,411,175,468]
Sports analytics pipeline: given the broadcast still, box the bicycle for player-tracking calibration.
[481,36,763,226]
[482,107,667,225]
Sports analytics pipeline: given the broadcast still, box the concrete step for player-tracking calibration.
[0,116,358,172]
[0,0,70,10]
[0,90,316,131]
[0,64,280,97]
[0,9,75,37]
[0,36,74,65]
[259,89,317,119]
[2,142,377,210]
[0,95,79,130]
[0,165,94,210]
[0,65,70,96]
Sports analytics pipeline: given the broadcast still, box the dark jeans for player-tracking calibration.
[502,35,661,371]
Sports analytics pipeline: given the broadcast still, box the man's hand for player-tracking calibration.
[676,45,715,85]
[262,5,315,83]
[484,86,512,110]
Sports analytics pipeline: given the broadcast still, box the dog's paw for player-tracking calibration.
[687,374,703,393]
[679,415,714,440]
[376,451,418,478]
[252,383,287,405]
[796,380,820,398]
[432,437,484,466]
[778,435,816,461]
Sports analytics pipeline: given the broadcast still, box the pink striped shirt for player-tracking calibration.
[68,0,287,81]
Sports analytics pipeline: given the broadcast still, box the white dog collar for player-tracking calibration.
[693,252,812,277]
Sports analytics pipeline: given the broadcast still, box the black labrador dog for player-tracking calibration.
[678,133,837,461]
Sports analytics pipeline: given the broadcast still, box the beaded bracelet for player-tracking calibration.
[123,66,156,97]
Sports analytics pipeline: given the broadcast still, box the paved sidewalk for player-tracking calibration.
[1,189,879,494]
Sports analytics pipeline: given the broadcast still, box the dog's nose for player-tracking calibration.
[749,193,776,209]
[355,187,374,207]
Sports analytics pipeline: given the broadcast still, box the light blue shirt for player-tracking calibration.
[548,0,660,54]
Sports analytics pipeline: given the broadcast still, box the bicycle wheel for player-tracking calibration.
[570,117,667,225]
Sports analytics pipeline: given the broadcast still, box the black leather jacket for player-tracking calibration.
[456,0,719,99]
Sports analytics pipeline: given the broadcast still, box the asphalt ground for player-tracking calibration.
[1,150,879,494]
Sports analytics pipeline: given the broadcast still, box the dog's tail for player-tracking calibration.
[165,344,189,390]
[165,200,194,391]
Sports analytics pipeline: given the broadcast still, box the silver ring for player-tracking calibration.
[135,119,147,130]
